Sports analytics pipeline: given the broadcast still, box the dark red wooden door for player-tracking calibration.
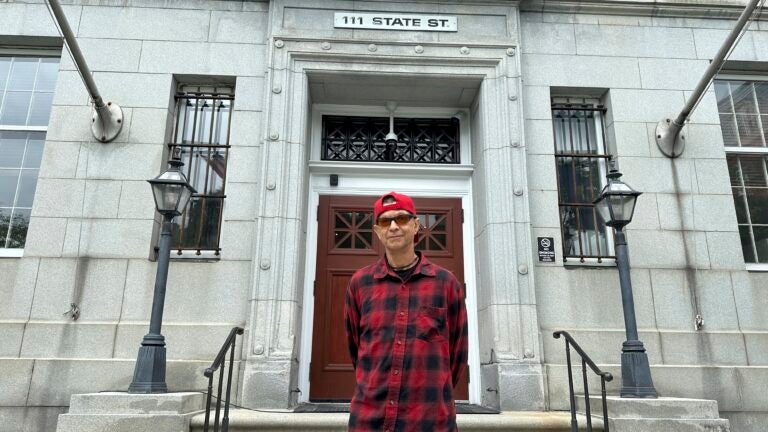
[310,195,468,401]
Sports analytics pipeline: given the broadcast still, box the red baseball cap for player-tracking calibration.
[373,191,417,221]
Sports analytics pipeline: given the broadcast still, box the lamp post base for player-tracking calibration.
[620,340,658,398]
[128,335,168,393]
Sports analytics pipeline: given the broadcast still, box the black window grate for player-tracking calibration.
[552,104,614,262]
[166,87,233,256]
[321,115,460,164]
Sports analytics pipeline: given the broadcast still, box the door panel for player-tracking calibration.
[310,195,468,401]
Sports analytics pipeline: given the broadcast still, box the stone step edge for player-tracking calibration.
[575,395,721,420]
[68,392,205,415]
[189,410,603,430]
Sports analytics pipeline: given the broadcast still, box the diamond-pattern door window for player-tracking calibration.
[415,213,449,252]
[334,210,374,250]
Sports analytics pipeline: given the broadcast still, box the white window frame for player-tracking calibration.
[0,49,61,258]
[717,73,768,272]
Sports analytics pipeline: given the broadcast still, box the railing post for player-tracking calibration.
[554,331,614,432]
[203,374,214,432]
[565,340,578,432]
[202,328,243,432]
[214,366,225,432]
[222,336,237,432]
[582,358,593,432]
[601,378,610,432]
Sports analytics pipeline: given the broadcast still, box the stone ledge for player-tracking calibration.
[189,410,602,431]
[520,0,763,18]
[57,414,191,432]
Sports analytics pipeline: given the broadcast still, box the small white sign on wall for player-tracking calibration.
[334,12,458,32]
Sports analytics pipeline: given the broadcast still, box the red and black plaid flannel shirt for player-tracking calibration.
[344,254,468,432]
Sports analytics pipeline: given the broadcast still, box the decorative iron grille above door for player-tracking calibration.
[321,115,460,164]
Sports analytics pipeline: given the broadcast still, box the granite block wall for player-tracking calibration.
[0,0,268,429]
[520,3,768,427]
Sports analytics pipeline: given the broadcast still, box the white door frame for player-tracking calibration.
[298,105,481,404]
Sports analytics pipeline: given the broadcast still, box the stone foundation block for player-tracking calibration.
[56,392,204,432]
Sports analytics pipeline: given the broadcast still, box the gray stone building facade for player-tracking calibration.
[1,0,767,430]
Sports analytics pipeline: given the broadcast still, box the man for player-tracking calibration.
[344,192,468,432]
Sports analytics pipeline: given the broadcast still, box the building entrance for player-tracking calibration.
[309,194,468,401]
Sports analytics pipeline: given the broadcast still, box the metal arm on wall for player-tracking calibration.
[655,0,763,158]
[46,0,123,143]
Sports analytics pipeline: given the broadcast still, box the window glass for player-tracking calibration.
[35,58,59,92]
[7,58,38,91]
[725,153,768,264]
[0,169,18,206]
[715,79,767,148]
[0,91,33,125]
[0,58,10,111]
[7,208,30,248]
[16,170,38,208]
[28,92,54,126]
[0,56,58,249]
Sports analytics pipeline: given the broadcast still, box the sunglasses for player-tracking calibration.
[376,214,415,228]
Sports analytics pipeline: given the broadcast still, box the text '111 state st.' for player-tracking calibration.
[333,13,458,32]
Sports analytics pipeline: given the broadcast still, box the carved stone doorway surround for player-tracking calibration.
[239,38,546,412]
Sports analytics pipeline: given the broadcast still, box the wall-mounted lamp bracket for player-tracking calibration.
[653,0,760,158]
[47,0,123,143]
[654,118,686,158]
[92,101,124,143]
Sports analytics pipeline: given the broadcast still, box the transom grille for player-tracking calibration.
[321,115,460,164]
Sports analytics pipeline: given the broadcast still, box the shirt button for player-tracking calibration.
[397,340,402,345]
[389,399,395,405]
[394,369,399,375]
[399,311,404,316]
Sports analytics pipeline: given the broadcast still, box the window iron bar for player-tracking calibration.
[169,143,232,149]
[551,105,608,113]
[553,154,611,159]
[165,90,232,255]
[553,104,613,262]
[563,255,616,262]
[176,92,234,100]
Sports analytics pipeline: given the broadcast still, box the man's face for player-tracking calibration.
[373,209,419,253]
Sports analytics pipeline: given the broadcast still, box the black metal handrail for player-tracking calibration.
[203,326,244,432]
[553,330,613,432]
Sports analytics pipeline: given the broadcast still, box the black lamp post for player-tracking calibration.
[129,151,195,393]
[594,169,658,398]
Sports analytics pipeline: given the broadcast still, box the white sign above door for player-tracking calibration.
[334,12,458,32]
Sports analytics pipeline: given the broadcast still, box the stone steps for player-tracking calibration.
[58,392,602,432]
[188,410,603,432]
[56,392,206,432]
[576,396,731,432]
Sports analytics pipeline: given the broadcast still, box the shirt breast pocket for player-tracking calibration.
[415,306,447,342]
